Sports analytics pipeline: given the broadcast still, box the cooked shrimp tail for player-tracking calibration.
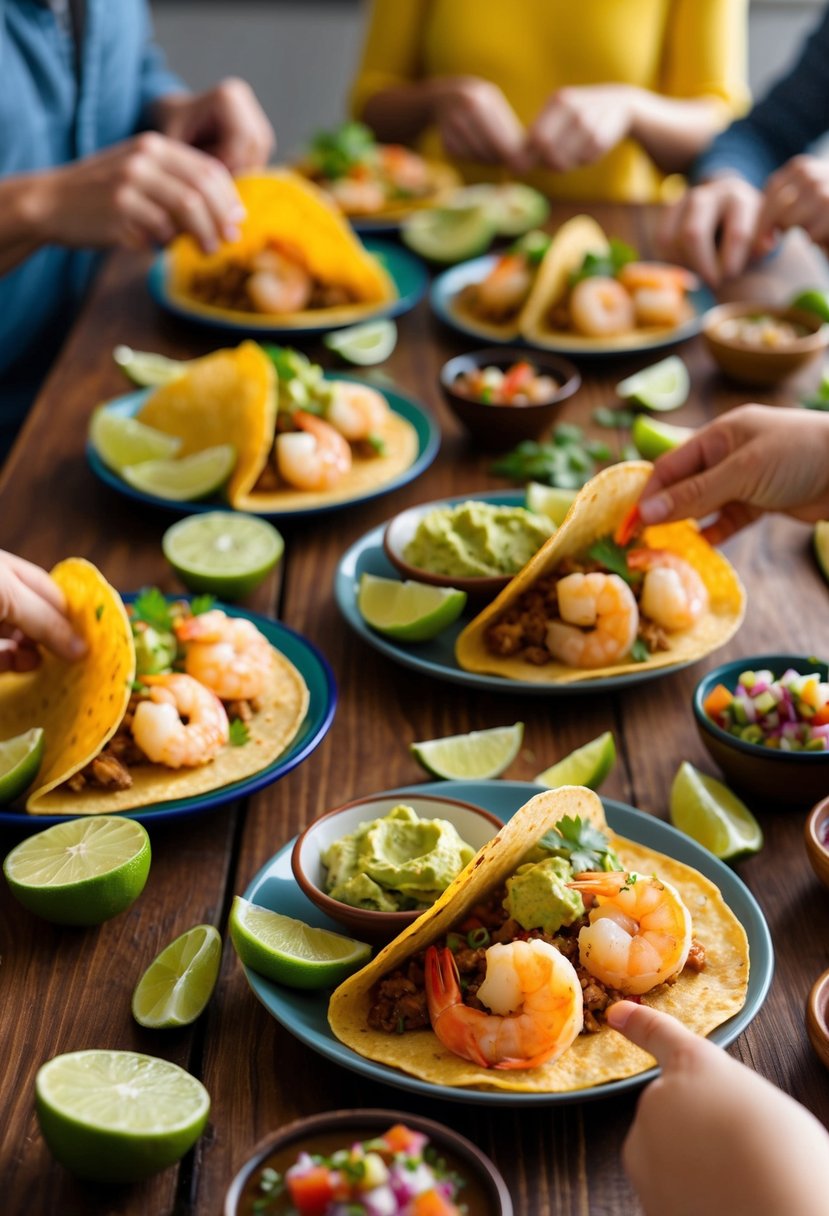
[546,572,639,669]
[175,608,272,701]
[131,673,229,769]
[325,382,389,442]
[276,409,352,491]
[569,276,635,338]
[627,548,709,630]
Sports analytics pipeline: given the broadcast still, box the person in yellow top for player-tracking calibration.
[350,0,748,202]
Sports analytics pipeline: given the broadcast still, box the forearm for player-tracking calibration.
[628,89,727,173]
[0,175,52,276]
[362,78,455,144]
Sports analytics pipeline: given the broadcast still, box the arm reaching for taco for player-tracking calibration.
[0,552,86,671]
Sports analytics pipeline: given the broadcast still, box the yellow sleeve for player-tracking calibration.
[661,0,750,118]
[349,0,432,119]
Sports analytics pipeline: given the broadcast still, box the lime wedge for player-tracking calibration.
[411,723,524,780]
[36,1049,210,1183]
[3,815,151,925]
[229,897,371,989]
[669,761,763,860]
[534,731,616,791]
[631,415,695,460]
[815,521,829,584]
[616,356,690,412]
[163,512,284,599]
[89,408,182,473]
[401,203,496,264]
[790,289,829,324]
[132,924,222,1029]
[448,183,550,237]
[525,482,577,526]
[0,727,44,803]
[358,573,467,642]
[323,320,397,366]
[113,345,187,387]
[122,444,236,501]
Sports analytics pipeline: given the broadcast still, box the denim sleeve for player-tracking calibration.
[694,8,829,186]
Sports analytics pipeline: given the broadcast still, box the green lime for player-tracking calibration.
[357,573,467,642]
[631,414,695,460]
[814,520,829,584]
[525,482,577,526]
[162,512,284,599]
[132,924,222,1029]
[534,730,616,791]
[122,444,236,502]
[411,722,524,780]
[89,408,182,473]
[36,1049,210,1183]
[448,183,550,237]
[229,897,371,989]
[3,816,151,926]
[323,320,398,366]
[401,203,496,264]
[0,727,44,803]
[616,356,690,412]
[113,345,187,387]
[789,289,829,324]
[669,761,763,861]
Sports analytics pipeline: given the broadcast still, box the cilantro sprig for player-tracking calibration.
[229,718,250,747]
[131,587,174,632]
[539,815,620,873]
[569,238,637,286]
[490,423,614,490]
[308,121,376,179]
[586,535,642,586]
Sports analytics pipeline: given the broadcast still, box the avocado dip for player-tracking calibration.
[403,501,554,579]
[321,804,477,912]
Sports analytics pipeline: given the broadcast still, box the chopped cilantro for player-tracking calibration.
[95,603,104,621]
[229,718,250,747]
[539,814,621,873]
[593,406,635,429]
[630,637,650,662]
[569,238,637,286]
[490,422,618,490]
[366,433,387,455]
[308,120,376,179]
[131,587,173,632]
[189,594,216,616]
[586,536,642,586]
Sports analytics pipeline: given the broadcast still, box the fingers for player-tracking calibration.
[437,79,525,167]
[200,78,275,173]
[719,188,764,279]
[3,552,67,615]
[0,552,86,662]
[606,1001,706,1072]
[659,178,761,286]
[638,422,734,524]
[147,135,245,246]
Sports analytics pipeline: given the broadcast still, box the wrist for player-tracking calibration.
[624,86,655,142]
[0,172,54,246]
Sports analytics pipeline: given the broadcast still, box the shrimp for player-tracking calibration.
[325,382,389,442]
[617,262,699,294]
[630,286,687,329]
[627,548,709,631]
[380,145,431,194]
[131,673,229,769]
[276,409,352,491]
[546,572,639,669]
[473,254,534,321]
[175,609,272,701]
[247,249,313,315]
[569,276,635,337]
[567,870,692,995]
[425,940,583,1071]
[328,176,387,215]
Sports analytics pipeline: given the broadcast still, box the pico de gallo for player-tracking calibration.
[703,667,829,750]
[453,360,559,406]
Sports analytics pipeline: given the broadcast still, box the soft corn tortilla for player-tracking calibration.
[328,787,750,1094]
[455,461,745,684]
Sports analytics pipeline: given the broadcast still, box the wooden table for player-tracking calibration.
[2,204,829,1216]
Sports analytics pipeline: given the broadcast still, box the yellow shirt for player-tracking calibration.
[350,0,748,202]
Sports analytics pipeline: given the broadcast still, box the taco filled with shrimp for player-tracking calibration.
[0,560,309,815]
[328,786,750,1093]
[454,460,745,685]
[450,229,555,342]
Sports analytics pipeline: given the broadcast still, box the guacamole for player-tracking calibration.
[132,625,177,677]
[403,501,554,578]
[504,856,583,935]
[322,804,477,912]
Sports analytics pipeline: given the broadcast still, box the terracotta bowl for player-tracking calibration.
[805,795,829,890]
[224,1108,513,1216]
[806,968,829,1071]
[439,346,581,448]
[702,302,829,386]
[291,792,503,943]
[692,654,829,808]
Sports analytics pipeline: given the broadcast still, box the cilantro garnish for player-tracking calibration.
[366,433,387,456]
[569,238,637,286]
[490,424,615,490]
[229,718,250,747]
[509,229,552,265]
[190,594,216,616]
[630,637,650,662]
[308,121,375,179]
[586,536,642,586]
[131,587,173,632]
[539,814,620,873]
[95,603,104,621]
[593,406,635,429]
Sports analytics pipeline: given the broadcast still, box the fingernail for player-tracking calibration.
[638,493,671,525]
[230,203,246,222]
[68,637,87,660]
[222,225,240,243]
[606,1001,634,1030]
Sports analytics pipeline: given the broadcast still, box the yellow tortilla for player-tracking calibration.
[328,787,750,1093]
[455,461,745,684]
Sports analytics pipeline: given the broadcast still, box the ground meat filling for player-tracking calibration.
[187,256,355,314]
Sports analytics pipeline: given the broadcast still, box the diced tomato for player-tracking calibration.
[703,683,734,718]
[501,360,535,401]
[287,1167,337,1216]
[813,705,829,726]
[614,505,641,546]
[410,1188,462,1216]
[381,1123,426,1155]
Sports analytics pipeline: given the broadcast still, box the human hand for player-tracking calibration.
[658,174,763,286]
[0,553,86,672]
[153,78,275,175]
[755,155,829,257]
[429,77,525,168]
[521,85,636,174]
[608,1001,829,1216]
[636,404,829,543]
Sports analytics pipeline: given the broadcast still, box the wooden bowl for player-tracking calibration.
[806,968,829,1071]
[702,302,829,386]
[805,795,829,889]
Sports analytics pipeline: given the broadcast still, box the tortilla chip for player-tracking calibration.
[328,787,750,1093]
[455,461,745,683]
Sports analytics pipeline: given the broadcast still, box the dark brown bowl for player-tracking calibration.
[224,1107,513,1216]
[291,792,503,943]
[805,796,829,889]
[439,346,581,448]
[806,968,829,1071]
[702,302,829,386]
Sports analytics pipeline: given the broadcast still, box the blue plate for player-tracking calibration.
[0,603,336,829]
[334,490,697,696]
[148,238,427,337]
[87,376,440,521]
[240,780,773,1107]
[430,254,716,355]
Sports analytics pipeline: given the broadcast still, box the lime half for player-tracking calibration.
[3,815,151,925]
[358,573,467,642]
[534,731,616,791]
[525,482,577,527]
[669,761,763,861]
[229,898,371,989]
[122,445,236,501]
[790,289,829,324]
[616,356,690,412]
[402,204,496,264]
[113,345,187,387]
[323,320,397,366]
[36,1049,210,1183]
[163,512,284,599]
[89,409,182,473]
[815,521,829,585]
[411,723,524,780]
[631,415,695,460]
[0,727,44,804]
[132,924,222,1029]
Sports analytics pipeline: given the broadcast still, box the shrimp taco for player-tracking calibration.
[0,560,309,815]
[450,229,554,342]
[328,786,750,1093]
[455,461,745,684]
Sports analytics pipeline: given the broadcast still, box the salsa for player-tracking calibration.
[703,667,829,750]
[452,361,559,406]
[715,314,811,348]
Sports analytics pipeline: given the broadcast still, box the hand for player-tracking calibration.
[608,1001,829,1216]
[637,404,829,543]
[429,77,525,168]
[658,174,764,286]
[755,155,829,257]
[153,78,275,175]
[521,85,636,174]
[0,553,86,672]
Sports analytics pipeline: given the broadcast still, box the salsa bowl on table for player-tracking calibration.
[807,968,829,1072]
[702,302,829,386]
[805,796,829,889]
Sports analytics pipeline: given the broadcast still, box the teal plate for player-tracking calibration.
[148,238,427,336]
[240,780,773,1107]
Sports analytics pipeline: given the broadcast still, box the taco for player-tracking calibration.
[455,461,745,684]
[328,786,750,1094]
[166,169,397,328]
[0,560,309,815]
[450,229,554,342]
